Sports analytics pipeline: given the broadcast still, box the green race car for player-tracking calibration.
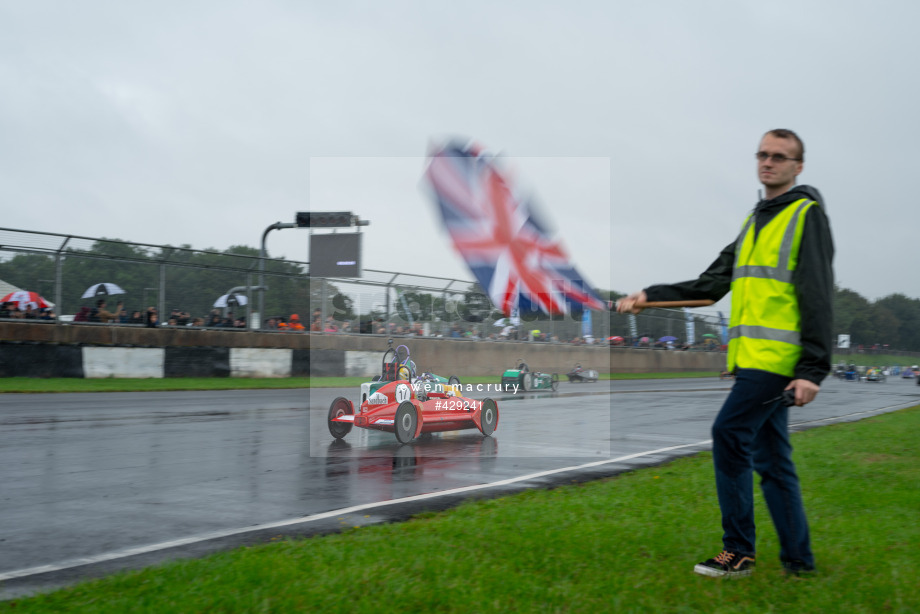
[500,360,559,393]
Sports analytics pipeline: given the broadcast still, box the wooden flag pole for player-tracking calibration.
[635,299,715,309]
[611,299,715,310]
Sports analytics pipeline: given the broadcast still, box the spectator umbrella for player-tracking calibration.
[213,293,248,308]
[1,290,52,310]
[81,283,126,299]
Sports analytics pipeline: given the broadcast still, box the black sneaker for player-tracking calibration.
[694,550,755,578]
[783,560,816,576]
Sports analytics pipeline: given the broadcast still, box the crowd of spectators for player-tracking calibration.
[65,301,242,328]
[0,302,56,320]
[70,300,161,327]
[3,299,724,350]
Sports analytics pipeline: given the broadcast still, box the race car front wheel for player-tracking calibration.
[395,401,419,444]
[551,373,559,392]
[327,397,353,439]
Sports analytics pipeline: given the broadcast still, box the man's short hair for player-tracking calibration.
[765,128,805,161]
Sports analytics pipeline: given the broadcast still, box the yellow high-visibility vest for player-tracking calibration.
[727,198,817,377]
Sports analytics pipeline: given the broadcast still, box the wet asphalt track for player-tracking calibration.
[2,375,919,598]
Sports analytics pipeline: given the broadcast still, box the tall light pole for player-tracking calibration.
[259,222,297,330]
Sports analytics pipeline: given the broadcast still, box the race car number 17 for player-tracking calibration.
[395,383,411,403]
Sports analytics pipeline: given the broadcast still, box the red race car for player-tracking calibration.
[327,344,499,444]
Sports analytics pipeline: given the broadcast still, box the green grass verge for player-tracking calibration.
[5,406,918,613]
[0,372,722,393]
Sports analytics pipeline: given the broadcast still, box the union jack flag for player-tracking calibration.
[425,141,608,316]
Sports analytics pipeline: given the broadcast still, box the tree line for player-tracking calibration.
[0,241,309,322]
[833,287,920,352]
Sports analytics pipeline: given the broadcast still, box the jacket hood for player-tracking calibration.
[757,184,824,211]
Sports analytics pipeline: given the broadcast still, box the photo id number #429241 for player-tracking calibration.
[434,399,468,411]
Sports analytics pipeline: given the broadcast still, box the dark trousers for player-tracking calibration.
[712,368,814,568]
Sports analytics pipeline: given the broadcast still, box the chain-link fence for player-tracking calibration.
[1,227,726,348]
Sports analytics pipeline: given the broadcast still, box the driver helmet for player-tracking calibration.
[398,359,416,378]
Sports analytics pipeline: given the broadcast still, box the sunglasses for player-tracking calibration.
[755,152,801,163]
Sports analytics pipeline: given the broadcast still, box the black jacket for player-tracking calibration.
[644,185,834,384]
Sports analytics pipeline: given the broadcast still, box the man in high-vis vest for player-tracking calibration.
[618,129,834,578]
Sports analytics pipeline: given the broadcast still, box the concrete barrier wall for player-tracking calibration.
[1,323,727,377]
[83,347,165,379]
[0,343,85,378]
[164,347,230,378]
[0,322,313,349]
[229,348,292,378]
[344,351,380,377]
[307,336,726,376]
[0,343,336,379]
[303,349,346,378]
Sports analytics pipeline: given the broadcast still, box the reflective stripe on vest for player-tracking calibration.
[727,198,815,377]
[728,324,801,345]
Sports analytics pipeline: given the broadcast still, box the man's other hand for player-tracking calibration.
[785,379,820,406]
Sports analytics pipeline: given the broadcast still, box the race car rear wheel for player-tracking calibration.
[521,373,533,392]
[327,397,353,439]
[551,373,559,392]
[395,401,419,444]
[479,398,498,436]
[448,375,461,387]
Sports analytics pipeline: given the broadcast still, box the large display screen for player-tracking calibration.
[309,233,362,278]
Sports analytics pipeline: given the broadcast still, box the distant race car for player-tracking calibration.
[500,360,559,392]
[566,364,599,383]
[902,366,918,379]
[328,343,497,444]
[865,368,886,383]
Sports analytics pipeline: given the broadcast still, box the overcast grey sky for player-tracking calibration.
[2,1,918,311]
